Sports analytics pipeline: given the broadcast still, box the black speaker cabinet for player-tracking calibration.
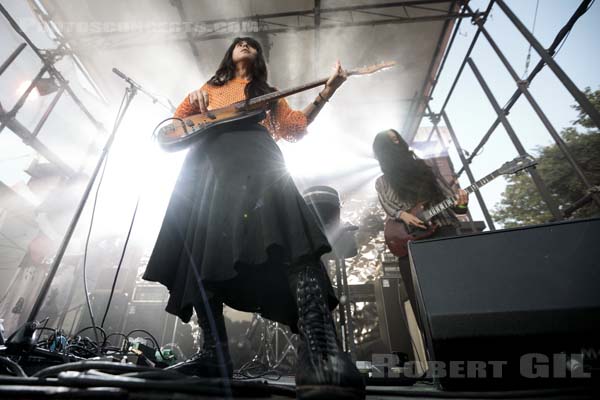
[408,218,600,389]
[374,277,412,358]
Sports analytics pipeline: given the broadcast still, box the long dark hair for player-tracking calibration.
[207,37,276,106]
[372,129,443,204]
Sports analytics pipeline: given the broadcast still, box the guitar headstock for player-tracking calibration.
[349,61,396,76]
[498,154,537,175]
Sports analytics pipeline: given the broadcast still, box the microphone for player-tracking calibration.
[112,67,128,81]
[112,68,140,90]
[112,68,176,112]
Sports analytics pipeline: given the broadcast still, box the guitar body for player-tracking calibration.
[384,203,438,258]
[157,105,266,151]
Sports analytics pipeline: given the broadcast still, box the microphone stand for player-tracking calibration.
[1,69,172,360]
[112,68,176,113]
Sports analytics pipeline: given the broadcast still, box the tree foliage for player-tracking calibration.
[493,87,600,227]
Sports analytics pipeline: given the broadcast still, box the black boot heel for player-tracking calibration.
[290,265,366,400]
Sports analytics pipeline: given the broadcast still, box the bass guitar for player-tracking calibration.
[384,155,537,257]
[156,62,395,151]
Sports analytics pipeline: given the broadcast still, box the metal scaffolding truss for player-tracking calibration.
[1,0,598,227]
[423,0,600,229]
[0,3,106,177]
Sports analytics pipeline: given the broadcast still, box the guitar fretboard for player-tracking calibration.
[242,68,367,108]
[423,170,499,221]
[246,77,330,107]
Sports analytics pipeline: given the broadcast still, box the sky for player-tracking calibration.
[428,0,599,225]
[1,0,599,230]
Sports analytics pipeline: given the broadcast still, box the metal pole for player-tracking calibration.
[426,3,465,104]
[5,84,138,352]
[428,117,477,233]
[0,3,104,131]
[340,258,357,358]
[442,111,496,230]
[467,58,562,220]
[456,119,500,177]
[6,66,48,118]
[314,0,321,79]
[425,124,437,142]
[0,65,75,175]
[475,20,600,209]
[334,259,347,350]
[0,105,75,176]
[438,1,495,116]
[495,0,600,130]
[425,105,445,144]
[402,0,463,140]
[32,86,66,138]
[0,43,26,76]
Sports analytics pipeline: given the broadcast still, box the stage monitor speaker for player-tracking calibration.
[408,218,600,389]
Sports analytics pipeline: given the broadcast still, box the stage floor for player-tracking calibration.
[0,372,598,399]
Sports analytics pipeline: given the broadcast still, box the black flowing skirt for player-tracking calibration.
[143,123,337,332]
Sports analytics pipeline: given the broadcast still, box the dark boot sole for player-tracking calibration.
[296,385,366,400]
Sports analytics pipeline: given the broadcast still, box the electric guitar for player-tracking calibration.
[156,62,395,151]
[384,155,537,257]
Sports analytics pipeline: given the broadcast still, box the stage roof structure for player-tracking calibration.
[35,0,467,140]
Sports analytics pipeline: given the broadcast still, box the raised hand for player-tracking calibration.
[325,60,347,92]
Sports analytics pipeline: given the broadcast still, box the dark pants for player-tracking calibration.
[398,225,460,332]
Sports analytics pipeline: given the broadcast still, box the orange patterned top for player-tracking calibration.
[173,77,308,142]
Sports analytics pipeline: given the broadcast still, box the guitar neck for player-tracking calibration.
[423,170,500,221]
[247,78,328,107]
[245,69,363,108]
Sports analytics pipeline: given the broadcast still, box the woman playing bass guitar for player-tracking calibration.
[143,37,365,400]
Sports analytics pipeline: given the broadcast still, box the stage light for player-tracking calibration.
[35,77,60,96]
[81,107,186,238]
[16,77,60,100]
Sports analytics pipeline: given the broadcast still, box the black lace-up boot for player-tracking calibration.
[289,265,365,400]
[165,295,233,378]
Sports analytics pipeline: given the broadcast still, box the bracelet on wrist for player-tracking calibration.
[456,204,468,209]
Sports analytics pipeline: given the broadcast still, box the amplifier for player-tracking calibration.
[408,218,600,389]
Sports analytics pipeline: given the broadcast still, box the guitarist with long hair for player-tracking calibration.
[143,37,365,400]
[373,129,469,326]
